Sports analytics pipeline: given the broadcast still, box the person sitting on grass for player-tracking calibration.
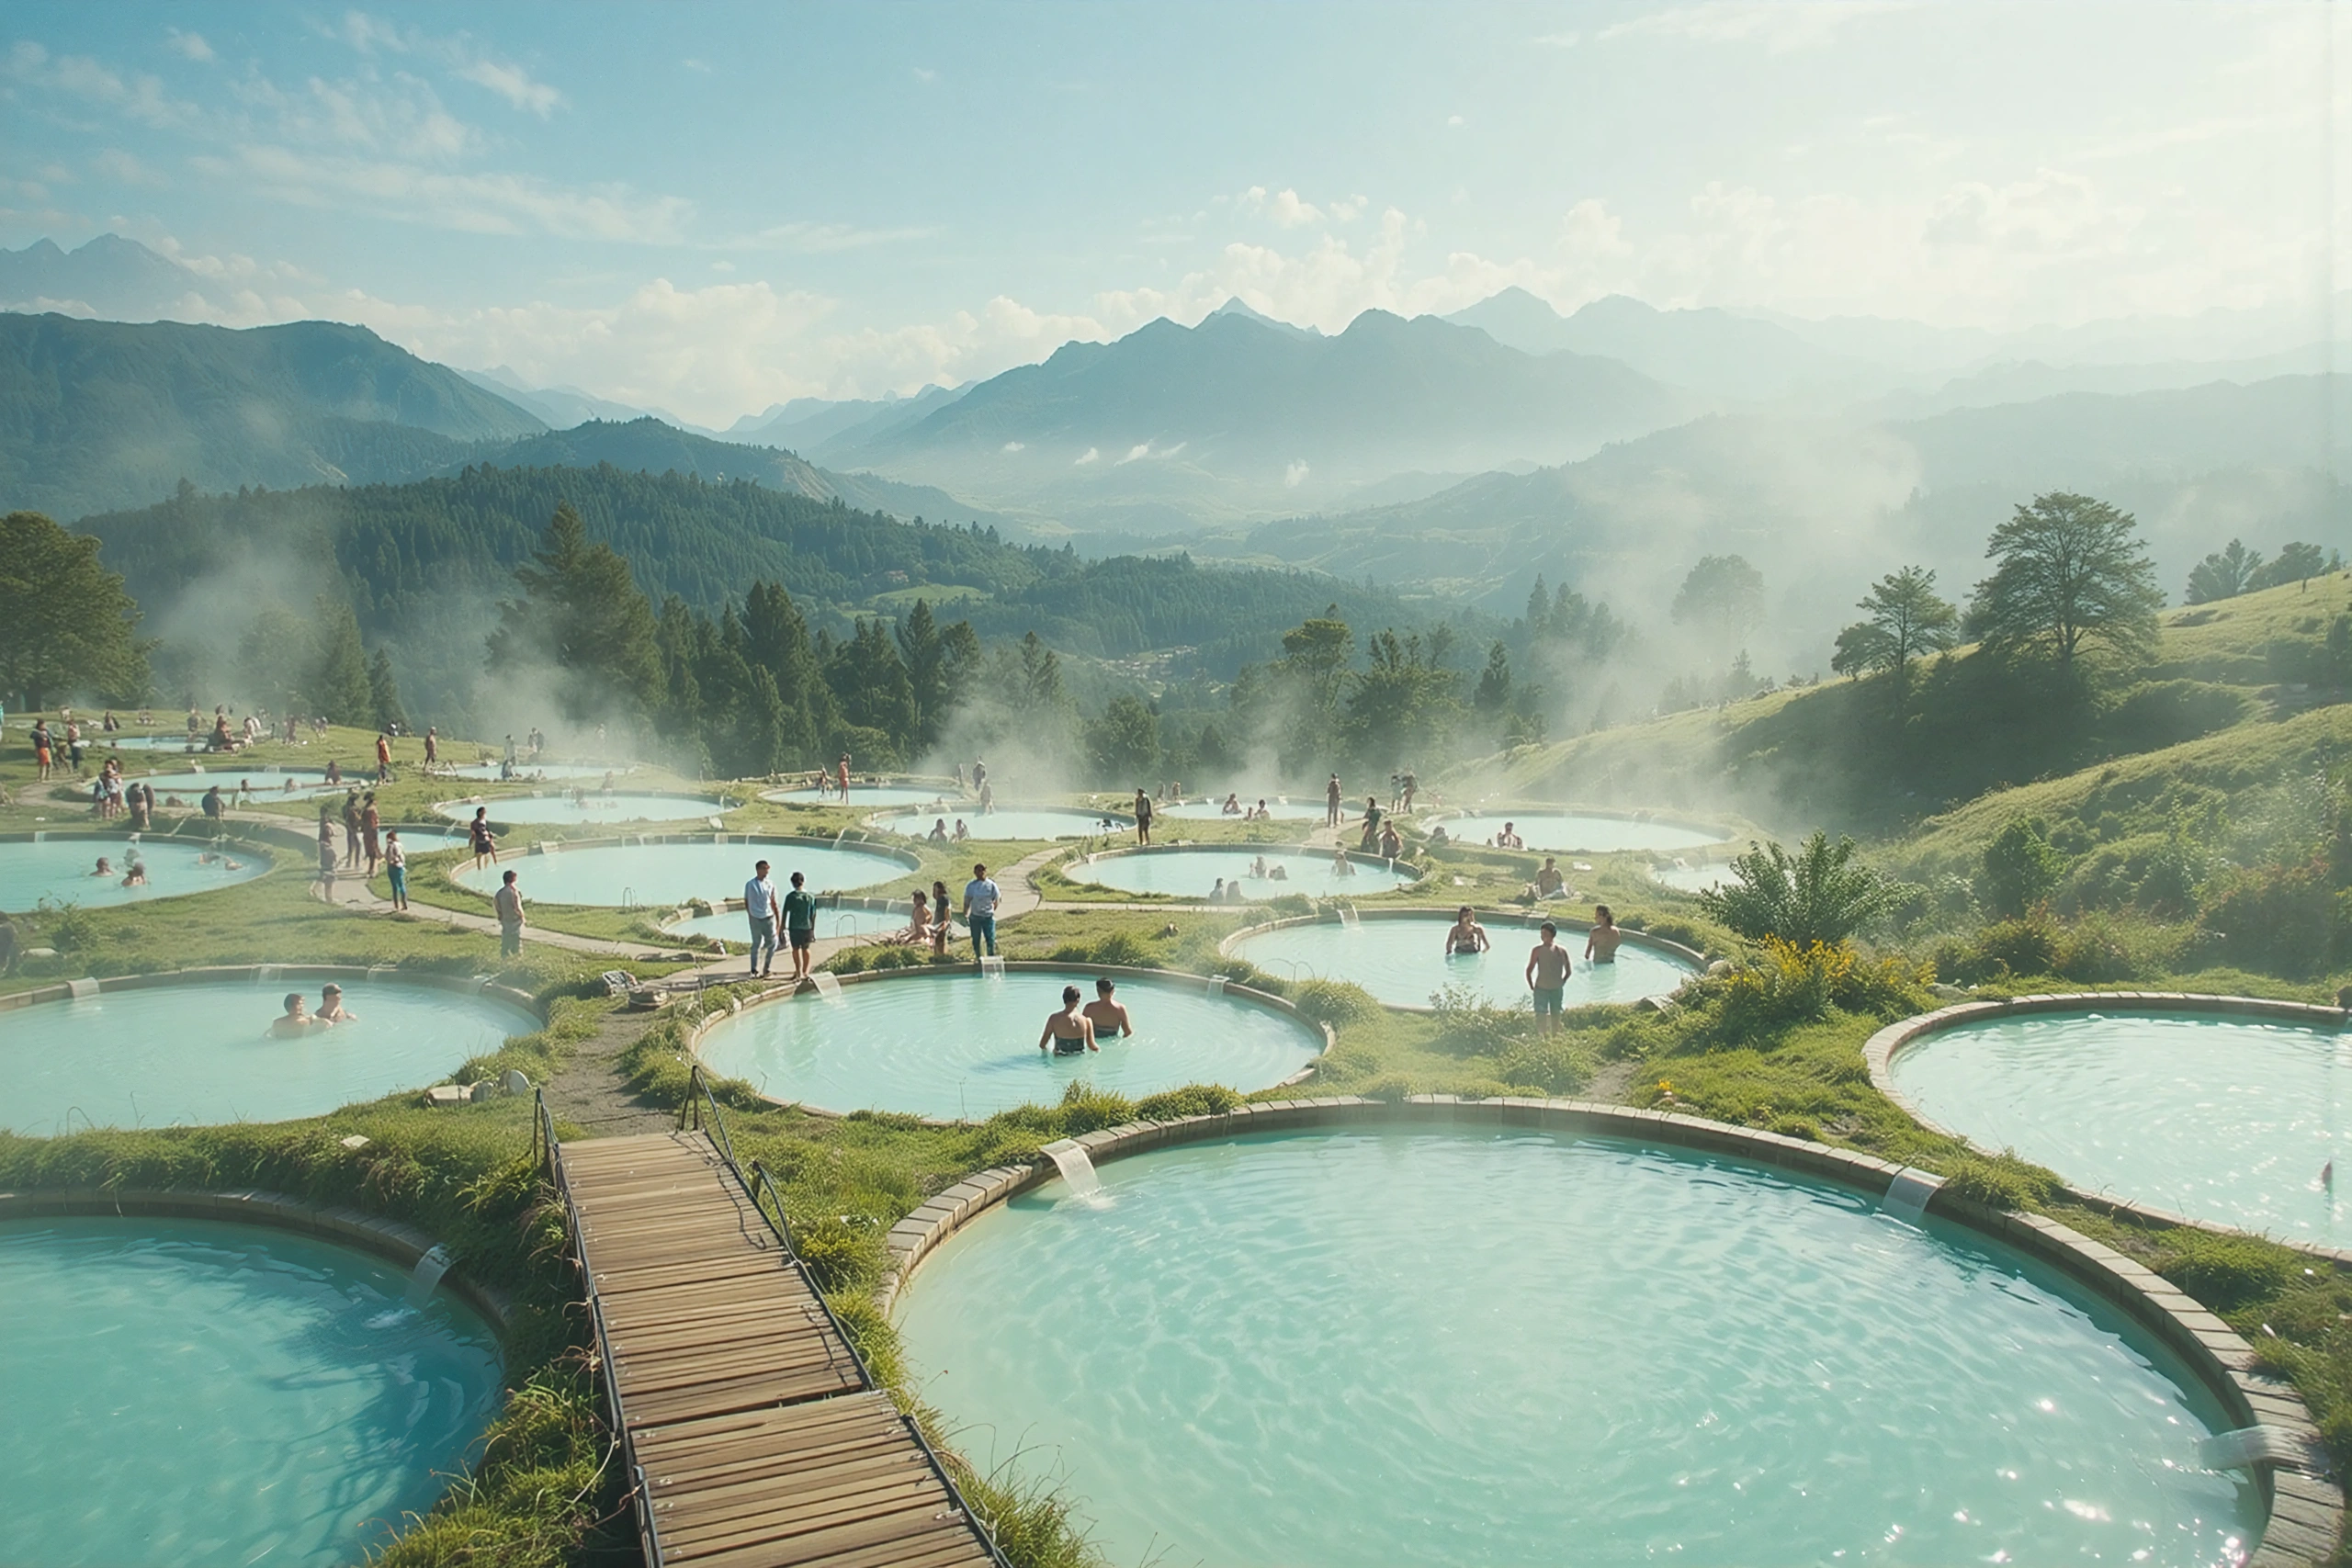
[1495,820,1525,851]
[1532,856,1566,899]
[316,983,358,1022]
[1038,985,1100,1056]
[270,992,334,1037]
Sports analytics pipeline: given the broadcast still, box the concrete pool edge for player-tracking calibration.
[438,830,923,903]
[876,1093,2342,1568]
[0,962,545,1024]
[1864,991,2352,1269]
[1060,842,1427,897]
[683,960,1337,1123]
[0,1185,514,1331]
[1216,905,1714,1012]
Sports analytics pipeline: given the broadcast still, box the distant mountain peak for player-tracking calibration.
[1207,297,1320,339]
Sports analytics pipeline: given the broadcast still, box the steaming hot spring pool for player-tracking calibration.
[1886,1006,2351,1247]
[896,1126,2258,1567]
[0,837,269,913]
[1228,913,1701,1010]
[761,784,968,808]
[437,761,617,781]
[1441,809,1729,853]
[693,970,1323,1119]
[1063,846,1418,898]
[1159,795,1325,820]
[433,792,727,825]
[878,807,1119,840]
[123,768,340,799]
[0,1214,503,1567]
[449,840,907,907]
[664,902,909,944]
[0,976,540,1136]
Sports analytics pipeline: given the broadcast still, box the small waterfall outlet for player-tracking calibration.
[2198,1425,2303,1472]
[66,976,101,1001]
[1206,975,1227,995]
[808,972,845,1005]
[1046,1142,1103,1202]
[1880,1167,1944,1226]
[978,955,1007,980]
[1337,905,1360,930]
[403,1245,454,1307]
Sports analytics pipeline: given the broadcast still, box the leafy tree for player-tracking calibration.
[1977,816,2068,919]
[305,596,374,723]
[1670,555,1765,648]
[366,647,406,732]
[1696,830,1901,947]
[1341,628,1461,769]
[1013,630,1065,709]
[1830,566,1960,692]
[488,503,664,724]
[2248,540,2344,591]
[826,620,919,741]
[1193,721,1230,773]
[1965,492,2164,679]
[1084,694,1161,784]
[0,510,149,708]
[2186,539,2263,604]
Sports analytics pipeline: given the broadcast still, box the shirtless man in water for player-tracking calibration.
[1524,921,1573,1033]
[1037,985,1101,1055]
[1585,904,1624,964]
[316,982,359,1022]
[271,993,334,1037]
[1082,976,1133,1040]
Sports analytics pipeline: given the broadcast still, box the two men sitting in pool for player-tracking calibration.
[1038,978,1134,1056]
[269,984,358,1037]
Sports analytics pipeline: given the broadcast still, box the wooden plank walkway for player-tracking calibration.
[552,1130,999,1568]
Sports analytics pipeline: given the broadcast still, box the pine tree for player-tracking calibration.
[307,596,374,723]
[366,648,407,731]
[488,503,664,725]
[0,510,150,708]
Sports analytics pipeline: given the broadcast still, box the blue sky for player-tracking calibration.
[3,1,2343,422]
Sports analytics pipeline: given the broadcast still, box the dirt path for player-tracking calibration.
[539,998,679,1137]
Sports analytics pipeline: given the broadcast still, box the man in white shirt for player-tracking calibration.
[742,859,780,977]
[962,862,1001,959]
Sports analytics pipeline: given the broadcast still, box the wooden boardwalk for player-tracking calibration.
[552,1130,1001,1568]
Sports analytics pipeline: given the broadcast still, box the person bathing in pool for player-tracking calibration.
[1038,985,1100,1055]
[1443,906,1489,956]
[1082,976,1133,1040]
[316,982,359,1022]
[1586,904,1623,964]
[270,992,334,1037]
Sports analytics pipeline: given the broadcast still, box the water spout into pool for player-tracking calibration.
[1046,1142,1104,1204]
[402,1244,453,1307]
[1880,1167,1943,1226]
[808,973,844,1006]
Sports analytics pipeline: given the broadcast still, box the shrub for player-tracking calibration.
[2154,1229,2299,1311]
[1133,1084,1242,1121]
[2053,913,2140,982]
[1935,1152,2062,1211]
[1290,977,1379,1029]
[1977,817,2067,919]
[789,1213,887,1292]
[1697,830,1903,945]
[2198,857,2350,980]
[1048,930,1156,969]
[1054,1079,1136,1135]
[1492,1032,1595,1095]
[1427,983,1530,1055]
[1972,912,2063,980]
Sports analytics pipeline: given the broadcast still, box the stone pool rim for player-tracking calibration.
[1058,842,1427,898]
[438,830,922,905]
[1423,803,1736,849]
[684,959,1335,1124]
[658,891,905,942]
[428,788,740,827]
[0,962,543,1024]
[1217,905,1711,1012]
[1867,990,2352,1267]
[0,827,281,909]
[865,802,1136,838]
[878,1092,2341,1568]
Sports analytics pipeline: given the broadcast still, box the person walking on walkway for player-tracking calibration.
[469,807,499,871]
[743,859,780,978]
[963,862,1001,959]
[1133,787,1154,846]
[493,870,526,959]
[1326,773,1342,828]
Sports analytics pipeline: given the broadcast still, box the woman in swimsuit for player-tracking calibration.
[1037,985,1100,1055]
[1444,905,1489,956]
[930,881,954,954]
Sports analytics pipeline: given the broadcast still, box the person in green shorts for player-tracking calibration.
[1524,920,1572,1034]
[781,870,819,981]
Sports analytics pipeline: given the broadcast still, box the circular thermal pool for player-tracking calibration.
[897,1126,2259,1568]
[879,807,1119,840]
[1441,809,1728,853]
[437,761,617,782]
[666,902,910,945]
[1886,1006,2350,1247]
[0,976,540,1136]
[1064,846,1417,898]
[0,837,269,914]
[1652,862,1729,892]
[762,783,968,808]
[695,970,1323,1119]
[95,733,195,750]
[449,840,907,907]
[0,1214,503,1567]
[433,792,726,825]
[1159,795,1325,820]
[124,768,339,800]
[1229,914,1700,1010]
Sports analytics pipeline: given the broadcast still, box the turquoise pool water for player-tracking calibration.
[0,838,268,914]
[695,971,1322,1118]
[0,1215,503,1567]
[439,761,616,781]
[124,768,339,799]
[878,807,1119,840]
[1889,1009,2351,1246]
[1652,863,1729,892]
[1064,847,1417,898]
[0,978,539,1136]
[1442,810,1727,852]
[897,1128,2258,1567]
[666,904,909,944]
[763,784,967,808]
[1159,795,1324,820]
[1229,916,1699,1010]
[434,792,726,825]
[450,840,906,907]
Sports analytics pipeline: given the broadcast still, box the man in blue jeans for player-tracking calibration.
[742,859,779,977]
[963,861,1001,958]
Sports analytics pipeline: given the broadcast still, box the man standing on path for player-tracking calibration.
[424,727,439,769]
[1326,773,1342,828]
[963,862,1001,959]
[375,730,393,784]
[782,870,818,981]
[836,752,851,798]
[1524,921,1572,1035]
[1133,787,1154,846]
[743,859,780,978]
[494,870,526,959]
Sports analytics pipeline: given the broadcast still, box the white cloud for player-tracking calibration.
[1284,459,1309,488]
[1447,115,1464,127]
[458,58,561,118]
[1073,446,1100,465]
[1533,30,1580,48]
[10,41,197,130]
[1001,440,1024,452]
[1599,2,1915,53]
[164,29,215,63]
[1239,186,1325,229]
[191,143,692,242]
